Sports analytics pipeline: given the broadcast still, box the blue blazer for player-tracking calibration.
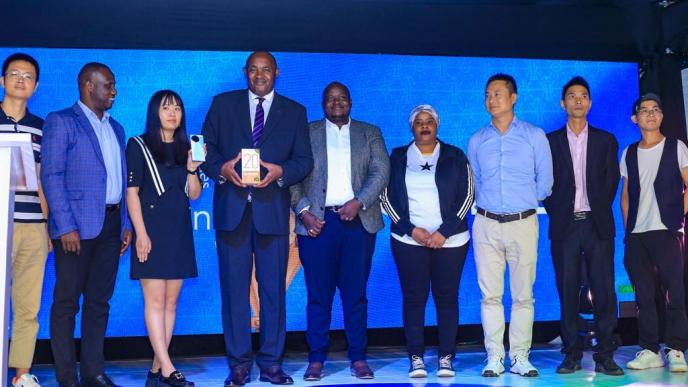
[41,103,129,240]
[202,90,313,235]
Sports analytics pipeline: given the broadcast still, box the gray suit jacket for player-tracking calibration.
[290,118,390,235]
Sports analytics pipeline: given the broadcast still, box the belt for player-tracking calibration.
[324,205,342,212]
[477,207,536,223]
[573,211,591,221]
[105,203,120,213]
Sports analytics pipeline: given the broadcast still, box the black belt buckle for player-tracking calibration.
[573,211,589,221]
[105,203,120,213]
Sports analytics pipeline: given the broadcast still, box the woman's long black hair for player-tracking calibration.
[143,89,189,165]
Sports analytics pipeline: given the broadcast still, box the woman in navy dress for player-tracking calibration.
[125,90,203,387]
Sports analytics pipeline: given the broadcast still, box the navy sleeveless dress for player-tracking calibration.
[126,138,198,279]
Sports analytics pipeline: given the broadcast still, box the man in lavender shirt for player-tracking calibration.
[543,76,622,375]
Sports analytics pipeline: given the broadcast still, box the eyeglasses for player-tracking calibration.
[5,70,36,82]
[637,108,662,116]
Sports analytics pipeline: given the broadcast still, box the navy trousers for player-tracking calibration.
[217,204,289,369]
[297,210,376,363]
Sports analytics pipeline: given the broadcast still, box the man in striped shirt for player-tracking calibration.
[1,52,49,387]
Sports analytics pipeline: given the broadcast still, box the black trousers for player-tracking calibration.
[391,238,468,358]
[624,230,688,352]
[50,208,121,382]
[551,218,618,359]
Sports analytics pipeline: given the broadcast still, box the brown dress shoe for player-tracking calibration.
[303,361,324,381]
[224,366,250,386]
[259,365,294,385]
[350,360,374,379]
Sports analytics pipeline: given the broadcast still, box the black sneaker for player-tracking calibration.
[437,354,455,377]
[146,369,160,387]
[159,371,195,387]
[556,355,582,374]
[594,357,624,376]
[408,355,427,378]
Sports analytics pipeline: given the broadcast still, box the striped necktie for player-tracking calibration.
[253,97,265,147]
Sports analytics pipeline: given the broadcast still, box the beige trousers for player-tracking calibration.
[9,222,49,369]
[472,213,538,359]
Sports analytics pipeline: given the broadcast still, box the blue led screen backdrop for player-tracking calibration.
[0,48,638,338]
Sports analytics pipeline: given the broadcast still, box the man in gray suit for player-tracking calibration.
[291,81,389,381]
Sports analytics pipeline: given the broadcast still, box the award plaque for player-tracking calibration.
[241,148,261,185]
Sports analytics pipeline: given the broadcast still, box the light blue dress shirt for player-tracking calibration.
[78,101,123,204]
[467,116,553,214]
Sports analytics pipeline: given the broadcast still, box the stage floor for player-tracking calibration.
[29,345,688,386]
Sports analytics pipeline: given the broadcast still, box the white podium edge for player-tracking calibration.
[1,133,38,385]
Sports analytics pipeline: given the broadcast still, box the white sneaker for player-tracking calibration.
[13,374,41,387]
[510,353,539,377]
[481,355,505,377]
[666,349,688,372]
[437,354,455,377]
[408,355,427,378]
[627,349,664,370]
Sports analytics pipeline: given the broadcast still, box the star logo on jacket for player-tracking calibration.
[420,162,433,171]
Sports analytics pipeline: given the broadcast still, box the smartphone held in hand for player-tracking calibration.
[190,135,205,162]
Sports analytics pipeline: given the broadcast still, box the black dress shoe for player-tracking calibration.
[595,357,624,376]
[59,381,81,387]
[556,355,582,374]
[303,361,324,381]
[259,365,294,385]
[82,374,121,387]
[224,366,250,386]
[159,370,195,387]
[146,369,160,387]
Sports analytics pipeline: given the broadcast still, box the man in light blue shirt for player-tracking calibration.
[467,73,552,378]
[77,100,122,205]
[42,62,131,387]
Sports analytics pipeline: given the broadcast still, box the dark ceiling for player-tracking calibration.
[1,1,686,62]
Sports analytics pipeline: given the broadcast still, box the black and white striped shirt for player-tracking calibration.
[0,105,45,223]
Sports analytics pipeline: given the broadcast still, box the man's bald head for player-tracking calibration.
[77,62,116,117]
[244,51,277,69]
[78,62,112,88]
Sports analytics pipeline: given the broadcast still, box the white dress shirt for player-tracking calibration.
[325,118,355,206]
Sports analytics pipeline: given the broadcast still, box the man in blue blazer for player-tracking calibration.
[202,51,313,386]
[41,62,131,387]
[543,77,622,376]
